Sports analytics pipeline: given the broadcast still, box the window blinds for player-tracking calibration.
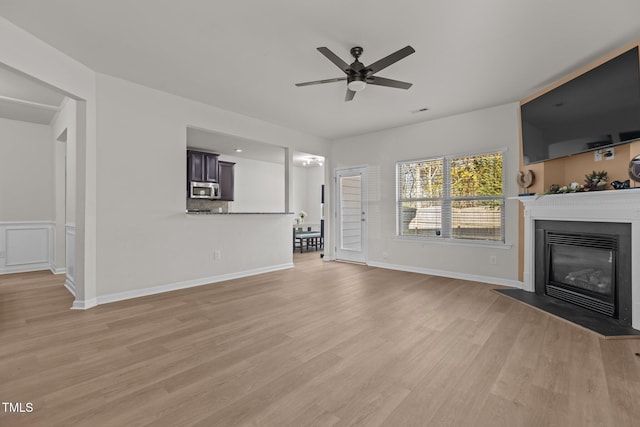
[396,151,504,242]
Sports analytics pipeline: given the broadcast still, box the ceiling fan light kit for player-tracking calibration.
[296,45,415,101]
[347,77,366,92]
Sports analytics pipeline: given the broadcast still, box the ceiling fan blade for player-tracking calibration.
[367,76,413,90]
[345,88,356,102]
[317,47,350,73]
[367,45,415,74]
[295,77,347,87]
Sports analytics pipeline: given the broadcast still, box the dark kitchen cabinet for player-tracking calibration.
[205,154,219,182]
[187,150,205,182]
[218,161,235,201]
[187,150,219,182]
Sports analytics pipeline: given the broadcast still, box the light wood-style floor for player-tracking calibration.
[2,253,640,426]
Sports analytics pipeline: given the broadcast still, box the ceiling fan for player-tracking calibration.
[296,45,415,101]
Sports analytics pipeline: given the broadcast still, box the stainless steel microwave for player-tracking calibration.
[190,181,220,199]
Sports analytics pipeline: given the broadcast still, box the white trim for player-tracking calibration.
[91,263,294,307]
[0,221,55,275]
[51,97,71,127]
[367,260,524,289]
[0,263,52,275]
[5,226,50,266]
[64,223,76,300]
[65,225,76,288]
[0,94,60,111]
[51,266,66,274]
[333,163,369,173]
[335,166,368,264]
[71,298,97,310]
[0,220,55,226]
[64,277,76,297]
[397,146,509,165]
[393,235,513,249]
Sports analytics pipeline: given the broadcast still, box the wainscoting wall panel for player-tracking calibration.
[0,221,55,275]
[65,224,76,295]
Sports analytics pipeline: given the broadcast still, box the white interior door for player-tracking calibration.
[335,167,367,263]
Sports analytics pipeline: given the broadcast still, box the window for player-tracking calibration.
[396,151,504,242]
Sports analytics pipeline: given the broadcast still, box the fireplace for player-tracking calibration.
[534,221,631,325]
[518,189,640,331]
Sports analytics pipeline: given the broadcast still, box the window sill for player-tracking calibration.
[394,235,512,249]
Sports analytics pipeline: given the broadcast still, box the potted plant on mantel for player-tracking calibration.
[584,170,609,191]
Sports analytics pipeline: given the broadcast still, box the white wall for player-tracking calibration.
[291,165,324,225]
[189,155,325,221]
[0,118,57,275]
[330,103,521,286]
[0,118,54,221]
[306,166,324,225]
[95,73,328,298]
[292,166,306,221]
[221,154,285,213]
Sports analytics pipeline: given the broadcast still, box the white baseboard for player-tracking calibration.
[0,262,52,275]
[0,264,66,275]
[51,265,66,275]
[71,298,97,310]
[95,263,295,306]
[366,260,523,289]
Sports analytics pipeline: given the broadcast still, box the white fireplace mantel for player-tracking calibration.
[516,189,640,329]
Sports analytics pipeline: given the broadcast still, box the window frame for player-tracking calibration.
[396,148,507,245]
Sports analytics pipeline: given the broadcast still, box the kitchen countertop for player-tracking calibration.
[186,210,294,215]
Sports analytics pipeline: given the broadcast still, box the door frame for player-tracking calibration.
[334,165,368,264]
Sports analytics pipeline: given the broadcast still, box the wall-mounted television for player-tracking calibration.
[520,46,640,165]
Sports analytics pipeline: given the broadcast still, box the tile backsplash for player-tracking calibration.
[187,199,230,213]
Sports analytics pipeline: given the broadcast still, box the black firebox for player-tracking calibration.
[535,220,632,325]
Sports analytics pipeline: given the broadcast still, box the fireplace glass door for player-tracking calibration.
[545,231,617,317]
[549,245,614,298]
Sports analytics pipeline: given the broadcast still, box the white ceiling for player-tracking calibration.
[1,1,640,139]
